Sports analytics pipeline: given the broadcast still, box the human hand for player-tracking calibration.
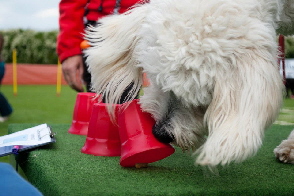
[62,55,85,92]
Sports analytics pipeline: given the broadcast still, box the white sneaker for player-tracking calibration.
[0,116,8,122]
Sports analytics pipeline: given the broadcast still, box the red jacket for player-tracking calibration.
[57,0,144,62]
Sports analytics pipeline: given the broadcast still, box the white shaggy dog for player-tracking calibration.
[274,129,294,164]
[85,0,294,167]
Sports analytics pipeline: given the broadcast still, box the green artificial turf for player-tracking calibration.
[1,85,294,195]
[9,124,294,196]
[276,98,294,125]
[0,85,76,163]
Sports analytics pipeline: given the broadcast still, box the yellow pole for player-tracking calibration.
[12,49,17,96]
[56,60,62,96]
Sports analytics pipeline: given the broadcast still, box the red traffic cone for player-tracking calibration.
[81,103,121,156]
[68,92,98,135]
[118,99,175,167]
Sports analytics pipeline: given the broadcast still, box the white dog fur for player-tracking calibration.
[274,129,294,164]
[85,0,294,167]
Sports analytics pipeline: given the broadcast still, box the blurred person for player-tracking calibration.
[285,78,294,99]
[57,0,147,100]
[0,33,13,122]
[284,59,294,99]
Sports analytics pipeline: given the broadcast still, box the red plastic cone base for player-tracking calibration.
[68,121,89,136]
[120,134,175,167]
[118,99,175,167]
[68,92,98,135]
[81,137,121,156]
[81,103,121,156]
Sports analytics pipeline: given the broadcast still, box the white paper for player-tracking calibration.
[0,124,52,148]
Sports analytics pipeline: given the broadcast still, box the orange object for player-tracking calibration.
[142,73,150,87]
[80,40,90,49]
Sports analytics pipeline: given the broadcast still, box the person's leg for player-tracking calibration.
[0,62,12,121]
[289,79,294,98]
[0,92,13,119]
[82,57,92,92]
[0,163,43,196]
[0,61,5,84]
[285,79,290,98]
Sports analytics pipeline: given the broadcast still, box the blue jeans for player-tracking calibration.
[0,163,43,196]
[0,61,13,117]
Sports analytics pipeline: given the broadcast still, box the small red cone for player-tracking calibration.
[68,92,98,135]
[81,103,121,156]
[118,99,175,167]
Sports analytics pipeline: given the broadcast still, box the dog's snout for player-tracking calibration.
[152,122,175,143]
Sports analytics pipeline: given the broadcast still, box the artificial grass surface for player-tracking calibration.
[0,85,76,163]
[9,123,294,196]
[276,98,294,125]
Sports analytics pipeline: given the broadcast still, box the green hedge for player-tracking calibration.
[0,29,294,64]
[285,36,294,58]
[1,29,58,64]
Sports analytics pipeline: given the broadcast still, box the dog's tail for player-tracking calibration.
[84,3,149,118]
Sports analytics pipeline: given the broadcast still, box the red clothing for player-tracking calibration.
[57,0,144,62]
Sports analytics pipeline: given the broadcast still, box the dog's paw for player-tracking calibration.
[152,122,175,143]
[274,139,294,164]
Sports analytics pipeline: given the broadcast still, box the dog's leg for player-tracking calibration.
[274,129,294,164]
[196,52,283,167]
[140,86,207,150]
